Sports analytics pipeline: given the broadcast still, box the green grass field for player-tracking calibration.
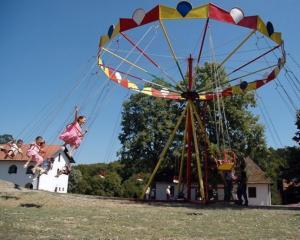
[0,190,299,240]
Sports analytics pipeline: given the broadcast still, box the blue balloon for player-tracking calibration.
[266,22,274,36]
[240,81,248,90]
[108,25,115,38]
[176,1,193,17]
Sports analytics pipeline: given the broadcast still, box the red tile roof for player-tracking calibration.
[0,144,63,161]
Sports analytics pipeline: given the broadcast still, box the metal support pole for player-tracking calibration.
[186,101,192,200]
[186,55,194,200]
[140,106,187,200]
[178,116,188,194]
[191,102,211,201]
[190,103,205,200]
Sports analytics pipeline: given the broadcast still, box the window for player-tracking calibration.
[26,166,34,174]
[25,183,33,189]
[8,165,17,174]
[248,187,257,198]
[62,188,64,192]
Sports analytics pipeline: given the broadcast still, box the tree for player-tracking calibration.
[70,163,124,197]
[118,63,267,177]
[0,134,13,144]
[102,172,123,197]
[122,173,150,198]
[293,110,300,145]
[118,93,183,179]
[68,168,83,193]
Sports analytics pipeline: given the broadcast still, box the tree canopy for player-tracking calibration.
[293,110,300,145]
[0,134,13,144]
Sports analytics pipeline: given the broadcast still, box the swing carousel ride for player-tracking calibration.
[97,1,287,201]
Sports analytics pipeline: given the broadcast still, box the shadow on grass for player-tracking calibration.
[20,203,43,208]
[0,195,20,200]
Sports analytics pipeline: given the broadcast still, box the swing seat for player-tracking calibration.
[215,149,237,171]
[217,162,234,171]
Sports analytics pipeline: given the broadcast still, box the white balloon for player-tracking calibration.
[115,72,122,83]
[132,8,146,25]
[230,8,244,24]
[160,88,170,97]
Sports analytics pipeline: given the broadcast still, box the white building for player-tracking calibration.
[244,157,271,206]
[0,144,75,193]
[154,157,272,206]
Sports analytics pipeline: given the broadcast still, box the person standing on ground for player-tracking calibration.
[223,170,233,202]
[145,187,150,200]
[166,185,171,200]
[237,167,248,206]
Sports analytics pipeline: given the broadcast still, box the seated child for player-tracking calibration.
[1,139,24,159]
[24,136,46,173]
[59,106,87,156]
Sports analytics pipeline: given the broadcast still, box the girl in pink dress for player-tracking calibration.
[59,106,87,156]
[24,136,46,173]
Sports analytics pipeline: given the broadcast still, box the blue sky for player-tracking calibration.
[1,0,299,164]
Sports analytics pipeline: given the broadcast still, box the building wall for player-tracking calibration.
[0,152,69,193]
[247,183,271,206]
[38,153,69,193]
[0,161,38,189]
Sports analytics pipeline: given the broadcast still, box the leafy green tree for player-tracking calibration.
[102,172,123,197]
[68,168,83,193]
[118,94,182,179]
[293,110,300,145]
[70,164,123,197]
[122,173,150,198]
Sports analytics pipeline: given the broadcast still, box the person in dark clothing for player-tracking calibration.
[224,170,233,202]
[237,169,248,206]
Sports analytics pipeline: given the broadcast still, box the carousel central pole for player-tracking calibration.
[187,54,193,200]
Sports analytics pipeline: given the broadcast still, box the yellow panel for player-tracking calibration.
[141,87,153,96]
[186,5,208,19]
[232,86,243,94]
[159,4,208,20]
[198,95,207,100]
[256,17,269,38]
[98,57,103,66]
[160,5,183,19]
[274,67,280,76]
[246,82,257,91]
[271,32,283,45]
[111,23,120,39]
[104,68,110,77]
[128,82,139,91]
[99,35,109,48]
